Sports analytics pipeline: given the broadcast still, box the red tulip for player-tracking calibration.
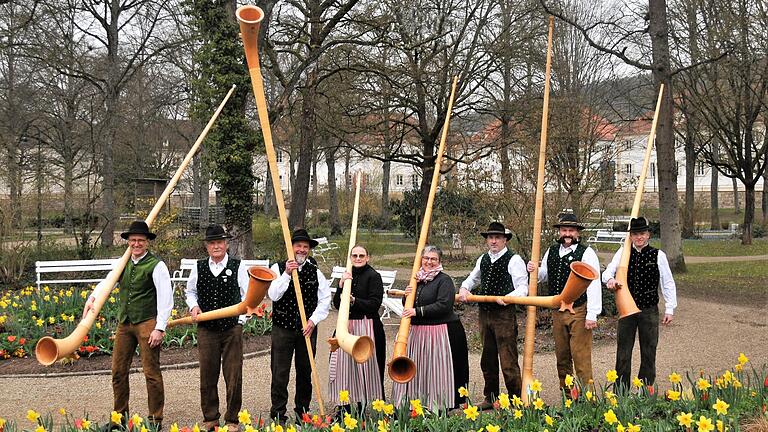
[570,386,579,400]
[19,338,25,345]
[647,385,655,396]
[6,335,15,342]
[764,375,768,388]
[410,409,418,418]
[301,413,312,424]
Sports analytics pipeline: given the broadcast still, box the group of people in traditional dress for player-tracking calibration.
[84,213,677,429]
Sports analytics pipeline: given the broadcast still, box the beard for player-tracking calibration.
[557,235,580,245]
[295,253,307,265]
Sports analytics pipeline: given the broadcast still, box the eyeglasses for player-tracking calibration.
[421,256,439,262]
[351,254,367,258]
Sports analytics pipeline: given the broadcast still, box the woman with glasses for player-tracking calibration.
[328,245,385,417]
[391,245,469,411]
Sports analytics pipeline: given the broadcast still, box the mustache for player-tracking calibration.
[557,235,580,244]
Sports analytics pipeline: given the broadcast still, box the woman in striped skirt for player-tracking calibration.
[328,245,385,416]
[391,245,469,411]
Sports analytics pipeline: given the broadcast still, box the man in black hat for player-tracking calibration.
[82,220,172,428]
[267,228,331,423]
[185,225,251,432]
[458,221,528,406]
[526,213,601,389]
[602,216,677,388]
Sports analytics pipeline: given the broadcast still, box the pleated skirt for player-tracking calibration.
[328,317,384,404]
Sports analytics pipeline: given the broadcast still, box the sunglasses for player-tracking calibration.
[351,254,367,258]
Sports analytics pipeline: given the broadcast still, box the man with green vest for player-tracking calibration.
[527,213,601,389]
[83,220,172,428]
[458,221,529,408]
[185,225,250,432]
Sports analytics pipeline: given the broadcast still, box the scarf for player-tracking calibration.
[415,264,443,282]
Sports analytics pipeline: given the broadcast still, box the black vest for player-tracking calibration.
[196,257,242,331]
[477,251,515,311]
[627,246,660,309]
[546,243,589,307]
[274,257,320,330]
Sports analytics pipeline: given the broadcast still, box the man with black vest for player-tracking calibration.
[185,225,250,432]
[458,222,528,407]
[602,216,677,389]
[83,221,172,429]
[526,213,601,389]
[267,228,331,423]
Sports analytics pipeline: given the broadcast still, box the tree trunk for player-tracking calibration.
[63,158,74,235]
[762,165,767,226]
[325,147,342,235]
[742,184,754,245]
[683,125,696,238]
[311,156,318,225]
[380,158,391,224]
[288,65,318,230]
[732,177,740,214]
[649,0,685,271]
[710,143,720,229]
[344,148,351,191]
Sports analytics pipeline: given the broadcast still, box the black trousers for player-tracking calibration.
[270,324,318,421]
[616,306,659,389]
[197,325,243,425]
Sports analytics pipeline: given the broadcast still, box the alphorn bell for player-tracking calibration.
[327,174,374,363]
[166,266,276,328]
[388,262,598,308]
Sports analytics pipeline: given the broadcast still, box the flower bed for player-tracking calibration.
[1,355,766,432]
[0,285,272,360]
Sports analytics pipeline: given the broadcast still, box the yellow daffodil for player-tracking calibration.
[464,404,479,421]
[244,426,255,432]
[697,416,715,432]
[606,370,618,383]
[545,414,554,426]
[564,399,573,409]
[459,386,469,397]
[530,379,542,392]
[383,404,394,415]
[498,393,510,410]
[410,399,424,416]
[192,423,200,432]
[605,391,615,399]
[238,409,251,426]
[377,419,389,432]
[486,425,500,432]
[36,318,44,327]
[617,423,626,432]
[604,409,618,425]
[343,413,358,430]
[732,379,742,388]
[330,423,344,432]
[667,390,681,401]
[512,394,523,408]
[682,388,694,401]
[111,412,123,425]
[564,374,574,388]
[713,399,729,415]
[513,409,523,420]
[697,378,712,391]
[35,425,46,432]
[140,426,149,432]
[533,398,544,410]
[339,390,350,403]
[716,420,725,432]
[677,412,693,427]
[169,423,179,432]
[627,423,640,432]
[81,419,92,430]
[609,397,618,407]
[59,408,67,416]
[27,410,41,423]
[286,426,296,432]
[722,370,733,383]
[737,353,748,365]
[131,414,143,427]
[669,372,682,384]
[734,364,743,372]
[372,399,385,412]
[586,390,594,401]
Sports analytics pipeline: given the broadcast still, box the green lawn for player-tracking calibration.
[675,261,768,307]
[592,238,768,256]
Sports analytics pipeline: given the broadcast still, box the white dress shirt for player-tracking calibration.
[91,252,173,331]
[268,261,331,325]
[185,254,250,325]
[601,245,677,315]
[537,244,602,321]
[460,247,529,297]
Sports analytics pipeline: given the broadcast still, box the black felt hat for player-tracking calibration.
[629,217,651,233]
[291,228,318,248]
[120,220,156,240]
[553,213,585,230]
[203,224,232,241]
[480,221,512,240]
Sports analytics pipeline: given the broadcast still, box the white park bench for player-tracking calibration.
[587,229,627,250]
[172,258,270,286]
[312,237,340,262]
[328,266,401,319]
[36,259,120,290]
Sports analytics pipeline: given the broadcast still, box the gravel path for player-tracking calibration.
[2,293,766,426]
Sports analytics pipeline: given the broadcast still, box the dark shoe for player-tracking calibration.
[202,420,218,432]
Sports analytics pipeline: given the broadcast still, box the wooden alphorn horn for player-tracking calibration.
[327,174,374,363]
[390,262,597,308]
[236,5,325,414]
[166,266,276,328]
[388,77,459,384]
[613,84,665,318]
[35,85,237,366]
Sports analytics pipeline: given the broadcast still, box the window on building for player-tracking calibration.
[624,163,633,175]
[276,152,283,163]
[649,162,656,178]
[411,174,419,189]
[395,174,403,186]
[697,161,706,176]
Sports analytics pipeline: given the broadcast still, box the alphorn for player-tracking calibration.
[166,266,276,328]
[236,5,325,414]
[389,262,598,308]
[521,16,554,403]
[327,174,374,363]
[613,84,665,318]
[389,77,458,384]
[35,85,237,366]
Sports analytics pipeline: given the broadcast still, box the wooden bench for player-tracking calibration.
[172,258,270,286]
[36,259,119,290]
[328,266,401,319]
[312,237,340,262]
[587,230,626,250]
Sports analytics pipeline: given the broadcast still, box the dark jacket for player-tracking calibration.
[405,272,459,325]
[332,264,384,320]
